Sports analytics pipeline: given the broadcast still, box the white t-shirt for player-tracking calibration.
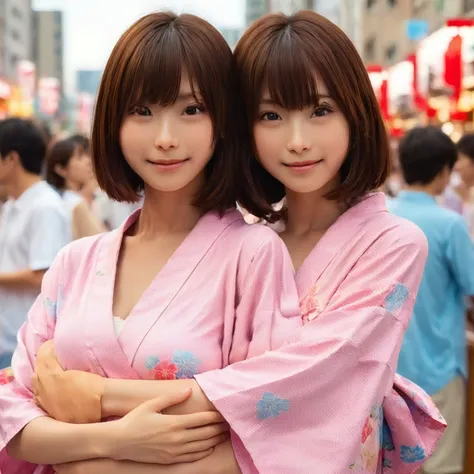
[0,181,70,358]
[94,191,142,230]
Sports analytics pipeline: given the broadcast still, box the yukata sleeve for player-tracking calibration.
[222,234,302,473]
[228,234,302,364]
[0,248,65,471]
[196,225,443,474]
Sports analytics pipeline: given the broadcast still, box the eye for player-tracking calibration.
[260,112,281,121]
[183,105,205,116]
[131,105,152,117]
[312,104,333,118]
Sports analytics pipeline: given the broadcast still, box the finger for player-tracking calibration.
[139,389,192,413]
[176,410,226,428]
[182,422,229,443]
[172,448,215,464]
[178,433,229,455]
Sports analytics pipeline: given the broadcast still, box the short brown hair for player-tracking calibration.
[92,12,241,211]
[46,138,81,190]
[236,11,390,218]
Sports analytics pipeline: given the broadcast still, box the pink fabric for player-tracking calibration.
[0,209,302,473]
[197,193,446,473]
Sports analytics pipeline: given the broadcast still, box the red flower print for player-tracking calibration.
[361,417,373,443]
[153,361,178,380]
[0,368,14,385]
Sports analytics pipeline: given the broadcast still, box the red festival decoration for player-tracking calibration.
[366,64,390,120]
[444,34,463,103]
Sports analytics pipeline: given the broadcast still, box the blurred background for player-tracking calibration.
[0,0,471,140]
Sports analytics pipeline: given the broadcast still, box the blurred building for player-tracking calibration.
[314,0,363,51]
[2,0,33,81]
[32,11,63,92]
[362,0,460,66]
[220,28,242,49]
[246,0,270,26]
[268,0,314,13]
[76,69,102,96]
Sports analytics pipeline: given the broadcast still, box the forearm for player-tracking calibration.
[7,416,118,465]
[88,441,239,474]
[0,269,45,290]
[102,379,214,418]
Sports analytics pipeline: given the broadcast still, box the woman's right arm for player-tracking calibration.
[8,389,224,465]
[7,417,115,464]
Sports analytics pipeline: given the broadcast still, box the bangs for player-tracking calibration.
[122,27,201,112]
[257,30,323,111]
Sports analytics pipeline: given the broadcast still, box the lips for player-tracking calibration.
[284,160,322,168]
[147,158,189,166]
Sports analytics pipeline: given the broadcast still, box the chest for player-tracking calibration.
[281,232,324,271]
[112,235,186,320]
[54,241,245,380]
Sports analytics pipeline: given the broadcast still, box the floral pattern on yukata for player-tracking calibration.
[300,284,324,323]
[350,404,382,472]
[145,351,201,380]
[0,367,14,385]
[44,285,64,321]
[383,283,409,313]
[256,392,290,420]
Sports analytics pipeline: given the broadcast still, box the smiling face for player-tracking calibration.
[254,80,350,195]
[234,11,390,217]
[120,74,214,195]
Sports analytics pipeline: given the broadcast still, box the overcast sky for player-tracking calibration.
[33,0,246,93]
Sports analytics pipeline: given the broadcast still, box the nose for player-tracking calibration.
[154,119,179,151]
[286,122,311,154]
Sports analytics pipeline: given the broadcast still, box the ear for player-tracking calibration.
[54,163,67,179]
[4,150,19,164]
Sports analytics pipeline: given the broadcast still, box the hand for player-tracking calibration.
[32,340,104,423]
[112,389,229,464]
[54,459,116,474]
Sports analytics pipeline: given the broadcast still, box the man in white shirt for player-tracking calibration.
[0,118,69,368]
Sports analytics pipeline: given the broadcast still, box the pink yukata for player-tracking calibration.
[196,193,446,473]
[0,209,302,474]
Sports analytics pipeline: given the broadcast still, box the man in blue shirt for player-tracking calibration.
[390,126,474,474]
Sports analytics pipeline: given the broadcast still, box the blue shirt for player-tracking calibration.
[389,191,474,395]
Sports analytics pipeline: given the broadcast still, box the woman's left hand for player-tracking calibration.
[54,459,116,474]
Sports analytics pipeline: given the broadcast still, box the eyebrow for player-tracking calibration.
[260,94,333,104]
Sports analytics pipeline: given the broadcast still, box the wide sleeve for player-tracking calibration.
[225,235,303,472]
[229,235,302,363]
[0,248,65,471]
[196,225,444,474]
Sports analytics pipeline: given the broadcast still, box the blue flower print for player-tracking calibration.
[145,356,160,370]
[383,458,393,469]
[172,350,202,379]
[382,420,395,451]
[256,392,290,420]
[44,297,57,320]
[384,283,409,312]
[400,445,425,463]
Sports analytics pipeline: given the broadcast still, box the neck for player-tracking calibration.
[135,180,204,239]
[5,171,42,200]
[404,183,439,197]
[285,189,347,236]
[65,179,81,192]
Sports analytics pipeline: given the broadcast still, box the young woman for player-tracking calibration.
[25,11,445,474]
[0,12,302,474]
[45,137,106,239]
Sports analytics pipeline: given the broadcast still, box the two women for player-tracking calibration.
[0,10,444,474]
